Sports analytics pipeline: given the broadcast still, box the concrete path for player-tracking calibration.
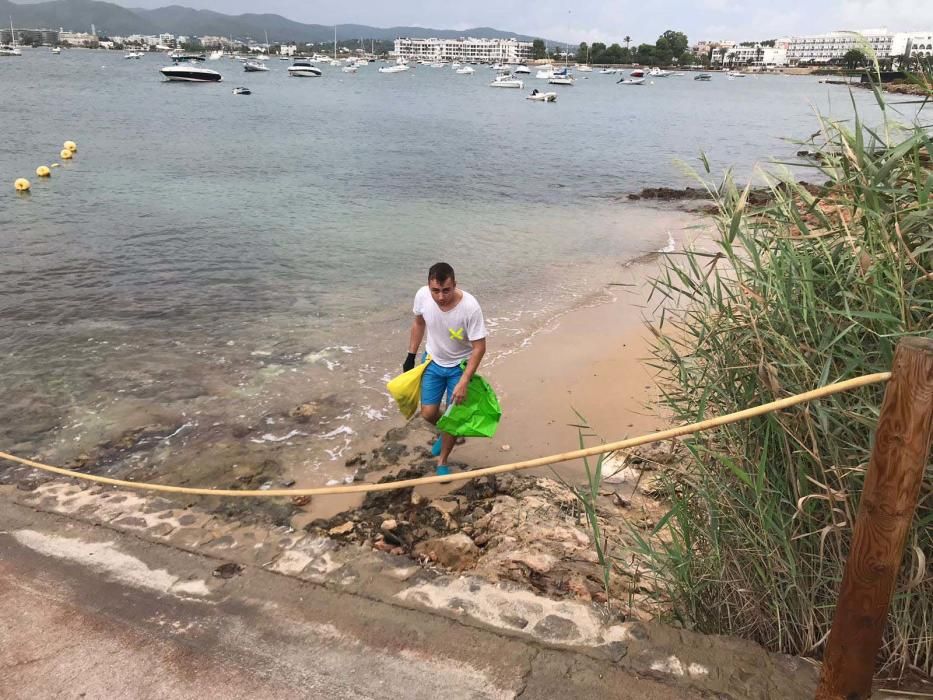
[0,501,690,699]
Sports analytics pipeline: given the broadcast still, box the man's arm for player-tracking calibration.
[451,338,486,404]
[404,316,426,371]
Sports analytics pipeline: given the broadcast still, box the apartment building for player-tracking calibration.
[394,37,532,63]
[786,29,894,64]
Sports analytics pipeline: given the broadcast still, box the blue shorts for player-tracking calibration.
[421,360,464,407]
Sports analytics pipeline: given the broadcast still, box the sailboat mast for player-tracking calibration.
[334,25,337,60]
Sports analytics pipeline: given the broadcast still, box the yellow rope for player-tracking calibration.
[0,372,891,498]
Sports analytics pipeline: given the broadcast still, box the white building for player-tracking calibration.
[394,37,532,63]
[786,29,894,64]
[891,32,933,60]
[718,44,788,67]
[59,31,97,46]
[280,43,297,56]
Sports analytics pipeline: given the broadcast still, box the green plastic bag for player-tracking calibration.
[436,373,502,438]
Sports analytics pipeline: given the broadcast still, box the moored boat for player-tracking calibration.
[489,74,523,88]
[526,89,557,102]
[288,59,322,77]
[160,65,222,82]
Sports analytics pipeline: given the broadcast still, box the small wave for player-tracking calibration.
[320,425,355,439]
[658,232,677,253]
[249,429,308,444]
[362,406,388,421]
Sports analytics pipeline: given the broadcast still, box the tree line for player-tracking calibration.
[532,30,695,66]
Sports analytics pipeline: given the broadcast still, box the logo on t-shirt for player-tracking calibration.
[448,327,465,341]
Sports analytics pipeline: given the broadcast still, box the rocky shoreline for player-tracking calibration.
[302,420,684,618]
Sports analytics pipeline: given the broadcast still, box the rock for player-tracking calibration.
[500,444,511,452]
[291,495,312,507]
[532,615,581,641]
[289,402,318,421]
[345,453,367,467]
[212,562,243,579]
[415,533,479,571]
[381,518,397,531]
[502,614,529,629]
[380,442,408,464]
[328,522,355,536]
[510,550,557,574]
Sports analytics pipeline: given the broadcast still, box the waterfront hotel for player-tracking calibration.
[393,37,533,63]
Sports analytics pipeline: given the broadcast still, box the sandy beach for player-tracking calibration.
[299,207,707,521]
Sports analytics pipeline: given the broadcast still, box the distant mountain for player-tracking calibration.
[5,0,546,43]
[3,0,159,35]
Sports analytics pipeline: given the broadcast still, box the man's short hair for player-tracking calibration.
[428,262,455,284]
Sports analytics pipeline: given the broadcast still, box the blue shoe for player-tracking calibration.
[435,465,451,476]
[431,436,443,457]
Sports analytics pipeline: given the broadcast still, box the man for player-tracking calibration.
[403,262,487,476]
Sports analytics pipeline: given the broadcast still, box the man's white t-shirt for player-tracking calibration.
[413,286,487,368]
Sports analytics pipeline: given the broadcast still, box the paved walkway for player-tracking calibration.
[1,502,689,699]
[0,481,821,698]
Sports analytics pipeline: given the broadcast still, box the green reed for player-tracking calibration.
[632,91,932,678]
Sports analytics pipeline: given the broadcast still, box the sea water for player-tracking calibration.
[0,50,905,483]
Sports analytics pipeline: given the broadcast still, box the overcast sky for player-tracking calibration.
[106,0,933,44]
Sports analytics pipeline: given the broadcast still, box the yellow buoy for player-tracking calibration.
[15,178,31,191]
[64,140,77,153]
[36,165,51,177]
[61,149,73,160]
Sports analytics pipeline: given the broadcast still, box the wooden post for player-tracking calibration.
[816,337,933,699]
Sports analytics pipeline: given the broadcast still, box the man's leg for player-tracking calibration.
[437,431,456,466]
[435,367,464,467]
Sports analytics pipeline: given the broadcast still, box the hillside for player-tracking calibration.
[5,0,546,43]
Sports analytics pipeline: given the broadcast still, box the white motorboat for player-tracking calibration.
[125,51,143,59]
[50,46,61,54]
[288,60,322,77]
[694,73,712,81]
[430,61,446,68]
[378,63,409,73]
[232,86,251,95]
[576,64,593,72]
[513,64,531,74]
[535,66,555,79]
[243,60,269,72]
[728,71,746,77]
[208,50,223,60]
[160,65,222,82]
[489,74,523,88]
[451,62,461,69]
[526,89,557,102]
[618,77,645,85]
[599,68,619,74]
[342,65,358,73]
[630,68,646,78]
[649,67,672,77]
[455,65,475,75]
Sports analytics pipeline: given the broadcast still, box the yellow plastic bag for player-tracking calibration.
[386,358,430,419]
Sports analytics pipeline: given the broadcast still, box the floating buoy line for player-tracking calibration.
[13,140,78,191]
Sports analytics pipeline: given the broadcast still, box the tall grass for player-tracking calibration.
[635,92,932,678]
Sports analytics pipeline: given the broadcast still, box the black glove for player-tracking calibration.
[403,352,417,373]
